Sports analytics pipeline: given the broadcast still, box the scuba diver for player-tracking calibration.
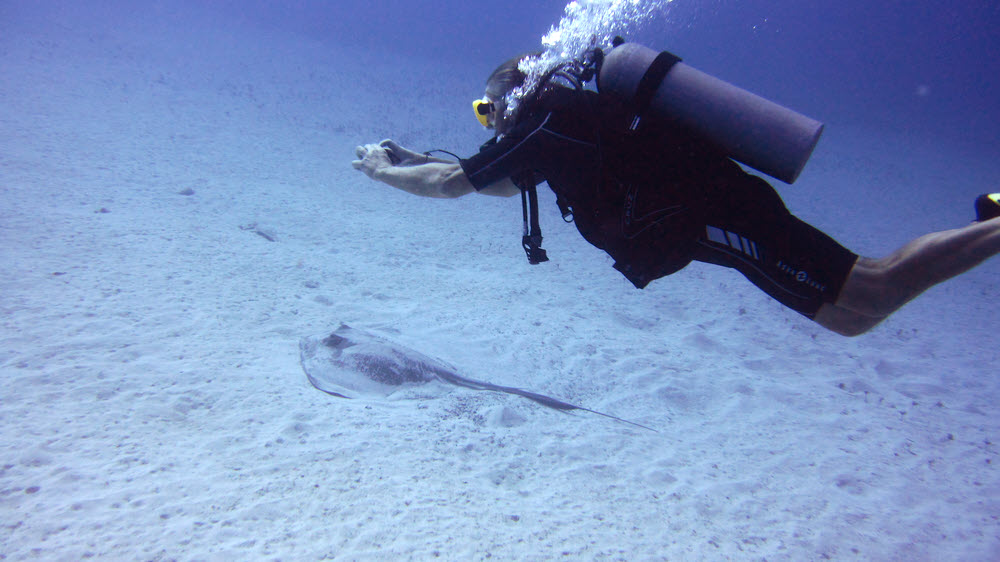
[351,42,1000,337]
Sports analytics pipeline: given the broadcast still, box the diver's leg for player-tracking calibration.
[812,299,885,337]
[815,216,1000,335]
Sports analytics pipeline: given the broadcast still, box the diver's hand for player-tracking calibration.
[379,139,427,166]
[352,142,395,179]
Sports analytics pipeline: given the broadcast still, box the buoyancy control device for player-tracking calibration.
[472,38,825,265]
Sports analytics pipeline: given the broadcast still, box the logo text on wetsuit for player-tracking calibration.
[777,261,828,293]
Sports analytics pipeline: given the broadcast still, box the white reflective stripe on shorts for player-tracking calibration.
[706,225,760,261]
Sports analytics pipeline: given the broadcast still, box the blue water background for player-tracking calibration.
[7,0,997,148]
[303,0,992,150]
[4,2,999,558]
[196,0,1000,147]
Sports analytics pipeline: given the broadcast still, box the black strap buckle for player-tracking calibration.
[522,234,548,265]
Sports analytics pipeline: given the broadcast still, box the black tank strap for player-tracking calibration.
[629,50,681,130]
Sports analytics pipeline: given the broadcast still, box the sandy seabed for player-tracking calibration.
[2,7,999,561]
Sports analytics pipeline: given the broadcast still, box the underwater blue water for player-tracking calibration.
[212,0,1000,147]
[3,1,999,559]
[9,0,995,147]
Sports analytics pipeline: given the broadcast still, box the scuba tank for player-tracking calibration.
[597,40,823,184]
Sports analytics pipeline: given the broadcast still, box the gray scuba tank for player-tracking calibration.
[597,42,823,184]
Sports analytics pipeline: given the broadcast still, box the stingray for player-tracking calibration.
[299,324,653,431]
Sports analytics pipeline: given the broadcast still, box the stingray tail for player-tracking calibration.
[516,388,658,432]
[440,371,657,432]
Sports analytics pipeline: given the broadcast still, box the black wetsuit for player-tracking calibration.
[460,87,857,318]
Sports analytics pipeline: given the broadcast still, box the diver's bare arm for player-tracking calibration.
[477,178,520,197]
[352,141,519,198]
[373,162,476,199]
[373,164,520,198]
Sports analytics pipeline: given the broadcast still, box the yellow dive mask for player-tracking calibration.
[472,98,495,128]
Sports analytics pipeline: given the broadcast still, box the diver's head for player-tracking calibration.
[472,52,540,135]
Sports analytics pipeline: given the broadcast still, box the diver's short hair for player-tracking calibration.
[485,52,540,99]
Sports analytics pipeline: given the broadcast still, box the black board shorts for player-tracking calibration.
[689,174,858,318]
